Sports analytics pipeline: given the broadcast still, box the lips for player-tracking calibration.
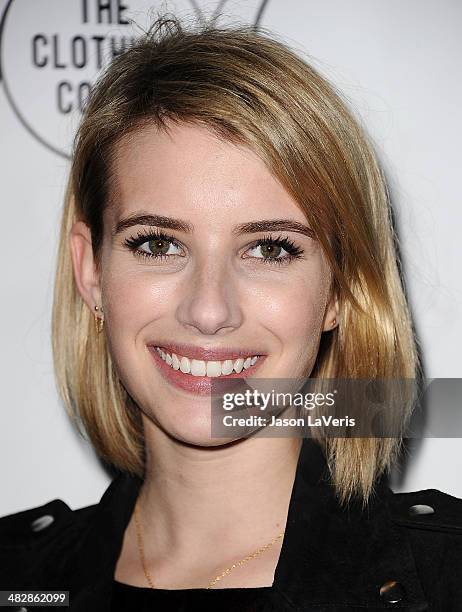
[146,341,265,362]
[147,345,266,397]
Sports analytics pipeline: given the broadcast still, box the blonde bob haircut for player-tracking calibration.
[52,14,421,508]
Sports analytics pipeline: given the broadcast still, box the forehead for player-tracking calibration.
[108,121,308,226]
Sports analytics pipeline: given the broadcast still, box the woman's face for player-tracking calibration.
[71,121,338,446]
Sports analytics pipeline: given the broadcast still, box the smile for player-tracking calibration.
[155,346,259,377]
[147,345,266,396]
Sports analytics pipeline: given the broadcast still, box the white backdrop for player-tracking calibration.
[1,0,461,517]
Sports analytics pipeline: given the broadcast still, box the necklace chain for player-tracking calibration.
[133,500,284,590]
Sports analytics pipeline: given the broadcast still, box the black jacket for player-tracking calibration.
[1,438,462,611]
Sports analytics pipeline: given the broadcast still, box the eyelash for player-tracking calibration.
[123,229,305,266]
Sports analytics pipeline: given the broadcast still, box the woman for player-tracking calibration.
[1,14,462,612]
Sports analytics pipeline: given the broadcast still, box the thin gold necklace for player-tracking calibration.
[133,500,284,590]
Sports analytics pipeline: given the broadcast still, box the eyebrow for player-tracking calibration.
[112,213,316,239]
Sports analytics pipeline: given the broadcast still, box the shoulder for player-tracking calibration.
[387,486,462,534]
[0,473,141,593]
[0,497,98,589]
[386,487,462,606]
[0,498,97,542]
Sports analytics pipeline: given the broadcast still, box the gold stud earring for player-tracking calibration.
[94,305,104,334]
[331,318,337,327]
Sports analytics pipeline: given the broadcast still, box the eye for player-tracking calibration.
[245,234,305,266]
[123,230,183,261]
[123,230,305,266]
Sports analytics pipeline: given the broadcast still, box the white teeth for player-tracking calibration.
[179,356,191,373]
[233,358,244,374]
[171,353,180,370]
[155,347,260,377]
[206,361,222,378]
[222,360,234,375]
[190,359,206,376]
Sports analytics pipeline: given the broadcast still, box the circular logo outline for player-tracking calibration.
[0,0,270,159]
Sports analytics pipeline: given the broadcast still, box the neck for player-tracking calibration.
[138,418,302,557]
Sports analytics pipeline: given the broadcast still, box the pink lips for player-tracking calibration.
[146,341,265,362]
[147,345,266,397]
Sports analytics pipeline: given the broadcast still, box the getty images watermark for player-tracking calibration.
[221,388,346,427]
[209,378,462,438]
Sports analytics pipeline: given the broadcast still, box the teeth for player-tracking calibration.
[190,359,206,376]
[233,358,244,374]
[179,356,190,374]
[155,347,260,377]
[222,360,234,375]
[172,353,180,370]
[206,361,222,377]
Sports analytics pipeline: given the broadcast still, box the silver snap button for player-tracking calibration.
[30,514,55,532]
[408,504,435,516]
[379,579,405,603]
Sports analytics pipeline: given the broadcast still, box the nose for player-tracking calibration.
[176,259,243,336]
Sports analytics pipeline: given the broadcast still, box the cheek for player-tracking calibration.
[98,267,165,405]
[254,267,330,340]
[101,264,171,330]
[99,266,164,366]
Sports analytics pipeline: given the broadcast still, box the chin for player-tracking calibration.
[142,405,239,448]
[165,423,241,448]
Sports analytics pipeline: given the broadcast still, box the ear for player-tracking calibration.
[69,221,102,315]
[322,289,339,332]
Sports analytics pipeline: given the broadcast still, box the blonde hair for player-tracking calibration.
[52,14,421,507]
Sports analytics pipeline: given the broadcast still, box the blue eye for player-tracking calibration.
[123,230,305,266]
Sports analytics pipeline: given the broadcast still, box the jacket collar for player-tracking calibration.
[271,439,428,610]
[68,439,428,611]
